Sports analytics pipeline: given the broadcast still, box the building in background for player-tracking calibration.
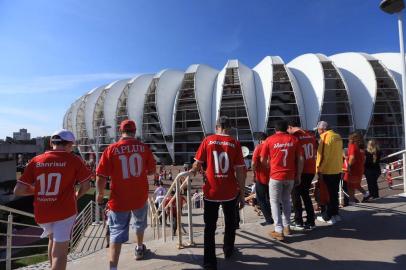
[63,52,405,164]
[13,129,31,141]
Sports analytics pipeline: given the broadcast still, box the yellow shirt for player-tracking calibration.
[316,130,343,174]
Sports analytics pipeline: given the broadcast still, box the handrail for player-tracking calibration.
[381,149,406,160]
[0,204,35,218]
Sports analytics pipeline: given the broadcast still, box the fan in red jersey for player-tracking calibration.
[190,116,246,270]
[96,119,156,268]
[260,120,304,242]
[287,121,317,230]
[14,129,92,270]
[251,132,273,226]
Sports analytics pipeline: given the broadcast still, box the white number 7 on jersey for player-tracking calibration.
[281,149,288,167]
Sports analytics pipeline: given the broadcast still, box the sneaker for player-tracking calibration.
[317,216,336,225]
[283,226,291,236]
[135,244,146,260]
[224,248,235,259]
[260,221,273,226]
[304,221,315,230]
[326,216,337,225]
[269,230,285,241]
[290,222,305,231]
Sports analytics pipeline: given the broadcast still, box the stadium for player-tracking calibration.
[63,52,404,164]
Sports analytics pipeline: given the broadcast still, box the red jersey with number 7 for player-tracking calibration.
[194,134,245,201]
[293,130,317,174]
[96,138,156,211]
[18,151,92,224]
[260,132,301,181]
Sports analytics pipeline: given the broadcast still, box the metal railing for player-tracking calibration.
[0,205,46,270]
[70,201,96,252]
[0,200,96,270]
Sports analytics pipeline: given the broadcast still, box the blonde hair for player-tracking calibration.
[367,140,380,163]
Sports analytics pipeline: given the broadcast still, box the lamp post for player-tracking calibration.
[380,0,406,194]
[94,125,111,224]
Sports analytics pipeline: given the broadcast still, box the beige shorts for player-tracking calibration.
[38,214,76,242]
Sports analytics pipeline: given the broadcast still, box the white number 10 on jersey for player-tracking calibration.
[212,151,229,174]
[119,153,143,179]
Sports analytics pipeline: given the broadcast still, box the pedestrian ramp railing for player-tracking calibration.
[148,171,245,249]
[0,205,46,270]
[0,200,99,270]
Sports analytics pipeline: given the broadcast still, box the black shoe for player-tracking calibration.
[304,221,316,230]
[203,264,217,270]
[135,244,146,260]
[362,195,371,203]
[260,220,274,226]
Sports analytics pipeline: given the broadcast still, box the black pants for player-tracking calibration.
[321,174,341,220]
[342,181,349,206]
[203,198,237,269]
[292,173,315,225]
[365,169,380,198]
[255,181,273,223]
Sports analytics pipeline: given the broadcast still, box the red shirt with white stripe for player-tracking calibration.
[19,151,92,224]
[292,130,317,174]
[194,134,245,201]
[260,132,301,181]
[252,143,270,184]
[96,138,156,211]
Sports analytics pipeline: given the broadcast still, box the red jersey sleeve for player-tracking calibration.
[348,144,355,157]
[260,140,270,160]
[234,141,245,167]
[18,160,35,187]
[252,145,260,165]
[75,158,93,184]
[295,138,303,158]
[194,139,207,163]
[96,147,111,177]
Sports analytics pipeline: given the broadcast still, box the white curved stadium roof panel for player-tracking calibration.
[287,53,324,130]
[70,96,85,138]
[127,74,154,138]
[103,79,131,139]
[285,65,307,129]
[192,64,219,134]
[155,69,184,136]
[237,61,258,132]
[330,52,376,130]
[253,56,273,132]
[213,64,227,131]
[372,53,403,97]
[84,85,107,140]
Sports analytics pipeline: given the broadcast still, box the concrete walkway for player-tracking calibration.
[66,195,406,270]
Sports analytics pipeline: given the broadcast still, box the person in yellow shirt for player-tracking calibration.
[315,121,343,225]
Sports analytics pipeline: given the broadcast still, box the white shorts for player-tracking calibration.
[38,214,76,242]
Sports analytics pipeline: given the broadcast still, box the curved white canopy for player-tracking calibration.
[84,85,107,140]
[330,52,376,130]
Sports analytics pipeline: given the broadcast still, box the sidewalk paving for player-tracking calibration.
[66,195,406,270]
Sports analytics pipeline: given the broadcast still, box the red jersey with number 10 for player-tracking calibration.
[260,132,301,181]
[194,134,245,201]
[18,151,92,224]
[293,130,317,174]
[96,138,156,211]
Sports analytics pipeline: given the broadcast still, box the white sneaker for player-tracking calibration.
[316,216,327,223]
[326,216,337,225]
[333,215,342,222]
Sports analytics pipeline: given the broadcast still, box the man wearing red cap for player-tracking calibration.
[14,129,92,270]
[96,120,156,270]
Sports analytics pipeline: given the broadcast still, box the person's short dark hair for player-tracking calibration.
[216,116,232,129]
[275,120,288,132]
[256,132,267,141]
[287,120,299,128]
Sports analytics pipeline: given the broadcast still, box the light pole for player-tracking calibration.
[380,0,406,194]
[94,125,111,224]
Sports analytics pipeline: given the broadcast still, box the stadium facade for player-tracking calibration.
[63,52,404,164]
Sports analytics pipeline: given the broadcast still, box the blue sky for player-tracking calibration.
[0,0,402,139]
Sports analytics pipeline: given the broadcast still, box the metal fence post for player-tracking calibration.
[162,201,166,242]
[186,176,194,245]
[6,214,13,270]
[175,177,182,248]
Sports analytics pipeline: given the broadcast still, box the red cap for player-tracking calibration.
[119,120,136,132]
